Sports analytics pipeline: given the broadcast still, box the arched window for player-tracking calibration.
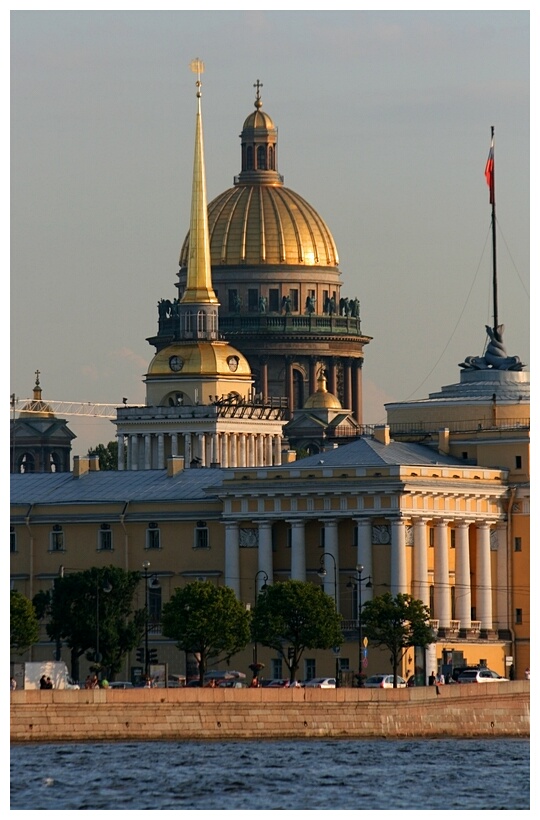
[197,310,206,333]
[18,453,35,473]
[293,369,305,410]
[246,146,254,170]
[257,145,266,170]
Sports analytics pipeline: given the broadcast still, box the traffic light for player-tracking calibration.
[136,647,145,664]
[287,647,294,660]
[148,648,158,665]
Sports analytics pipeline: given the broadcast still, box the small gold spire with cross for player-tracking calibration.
[254,79,263,109]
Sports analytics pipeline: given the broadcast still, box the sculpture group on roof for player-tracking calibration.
[459,324,524,372]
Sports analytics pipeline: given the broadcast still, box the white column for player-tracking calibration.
[495,522,509,632]
[256,434,264,467]
[321,519,339,607]
[455,521,472,629]
[273,435,282,466]
[390,518,408,595]
[144,434,152,470]
[264,435,273,466]
[205,435,212,466]
[238,434,246,467]
[289,519,306,581]
[229,434,237,468]
[476,522,493,630]
[412,518,430,608]
[157,434,165,469]
[117,434,125,470]
[247,435,255,467]
[130,435,139,470]
[434,519,451,627]
[258,520,273,585]
[220,434,228,468]
[170,433,178,457]
[224,522,240,597]
[198,434,206,467]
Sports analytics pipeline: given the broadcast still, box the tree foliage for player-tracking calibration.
[161,581,251,683]
[251,580,343,683]
[87,441,119,471]
[361,593,435,686]
[33,566,145,681]
[10,590,40,654]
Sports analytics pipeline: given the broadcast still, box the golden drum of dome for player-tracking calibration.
[147,342,252,378]
[180,185,339,268]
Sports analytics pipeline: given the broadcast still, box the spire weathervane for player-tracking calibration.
[254,79,263,109]
[190,58,204,97]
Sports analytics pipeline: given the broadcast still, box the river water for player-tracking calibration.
[10,738,529,810]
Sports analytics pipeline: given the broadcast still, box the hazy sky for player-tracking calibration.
[10,8,530,458]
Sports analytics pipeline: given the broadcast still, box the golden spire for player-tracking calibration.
[181,59,218,305]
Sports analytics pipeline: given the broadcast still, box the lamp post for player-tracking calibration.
[348,564,372,680]
[96,575,112,680]
[141,562,161,682]
[317,552,340,687]
[252,570,269,675]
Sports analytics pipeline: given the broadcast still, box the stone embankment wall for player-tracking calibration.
[10,682,529,743]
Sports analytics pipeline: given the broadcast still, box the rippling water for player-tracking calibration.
[11,738,529,810]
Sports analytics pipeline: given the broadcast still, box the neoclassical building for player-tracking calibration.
[10,68,529,684]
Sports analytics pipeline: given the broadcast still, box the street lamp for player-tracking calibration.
[142,561,160,682]
[251,571,269,676]
[348,564,372,680]
[317,552,340,687]
[96,575,112,680]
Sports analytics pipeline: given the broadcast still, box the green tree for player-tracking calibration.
[360,593,435,687]
[251,580,343,683]
[161,581,251,684]
[33,566,145,682]
[87,441,119,471]
[10,590,39,654]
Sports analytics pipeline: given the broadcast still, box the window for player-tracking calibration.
[146,524,161,551]
[257,144,266,170]
[451,586,455,620]
[353,526,358,548]
[514,537,522,552]
[429,528,434,547]
[50,525,64,552]
[271,658,283,679]
[462,452,468,460]
[515,455,522,470]
[290,289,299,312]
[320,528,326,548]
[148,584,162,624]
[98,524,113,551]
[228,289,239,312]
[450,530,456,548]
[248,289,258,312]
[515,609,523,625]
[429,585,434,616]
[10,527,17,553]
[339,658,350,672]
[286,527,292,549]
[269,289,280,312]
[304,659,316,681]
[194,521,209,550]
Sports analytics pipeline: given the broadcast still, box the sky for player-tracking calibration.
[9,7,531,458]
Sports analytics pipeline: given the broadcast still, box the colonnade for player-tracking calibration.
[116,430,283,470]
[223,516,509,634]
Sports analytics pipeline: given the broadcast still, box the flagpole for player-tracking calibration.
[488,125,499,332]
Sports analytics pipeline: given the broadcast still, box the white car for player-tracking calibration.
[457,668,509,684]
[303,677,336,688]
[363,674,407,689]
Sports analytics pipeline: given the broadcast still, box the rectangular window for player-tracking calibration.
[322,290,329,310]
[271,658,283,679]
[99,525,113,552]
[50,527,64,552]
[429,528,434,547]
[320,528,326,548]
[286,527,292,549]
[450,530,456,548]
[146,525,161,551]
[290,289,299,312]
[228,289,239,312]
[149,586,162,624]
[269,289,280,312]
[514,537,522,552]
[248,289,258,312]
[515,455,522,470]
[462,452,468,460]
[194,524,209,550]
[10,528,17,553]
[304,659,316,681]
[515,608,523,625]
[339,658,350,672]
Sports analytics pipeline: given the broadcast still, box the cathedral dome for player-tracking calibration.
[303,369,342,410]
[179,87,339,270]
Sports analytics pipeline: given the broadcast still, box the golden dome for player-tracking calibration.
[19,374,55,418]
[303,370,342,410]
[179,86,339,269]
[146,341,252,378]
[180,185,339,268]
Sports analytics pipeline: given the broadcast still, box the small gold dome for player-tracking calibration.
[147,341,252,378]
[303,371,342,410]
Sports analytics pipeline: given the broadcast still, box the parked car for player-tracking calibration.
[363,674,407,689]
[457,668,509,684]
[303,677,336,688]
[261,679,289,688]
[217,679,248,688]
[108,681,134,689]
